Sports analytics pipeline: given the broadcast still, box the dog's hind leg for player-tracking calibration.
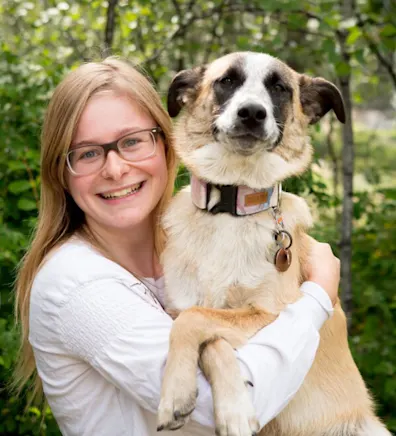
[157,305,277,432]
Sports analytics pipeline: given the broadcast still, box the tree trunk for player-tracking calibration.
[104,0,118,56]
[338,0,355,331]
[326,115,340,200]
[338,72,354,331]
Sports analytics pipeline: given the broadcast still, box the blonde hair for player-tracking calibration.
[13,58,178,403]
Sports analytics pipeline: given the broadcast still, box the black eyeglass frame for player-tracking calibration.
[66,126,163,175]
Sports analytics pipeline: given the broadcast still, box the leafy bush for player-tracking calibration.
[0,48,63,435]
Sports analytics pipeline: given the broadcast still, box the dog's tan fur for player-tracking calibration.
[158,52,390,436]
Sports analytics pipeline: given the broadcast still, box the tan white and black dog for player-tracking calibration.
[157,52,390,436]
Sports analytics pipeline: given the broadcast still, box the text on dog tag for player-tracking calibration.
[274,248,292,272]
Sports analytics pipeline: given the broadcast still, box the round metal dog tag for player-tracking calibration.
[274,248,292,272]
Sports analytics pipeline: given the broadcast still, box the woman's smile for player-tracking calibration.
[98,180,145,201]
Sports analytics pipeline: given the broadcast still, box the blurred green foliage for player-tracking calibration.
[0,0,395,434]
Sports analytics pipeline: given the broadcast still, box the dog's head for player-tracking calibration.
[168,52,345,188]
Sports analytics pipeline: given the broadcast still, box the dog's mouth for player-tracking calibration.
[215,128,278,154]
[230,131,264,141]
[229,133,262,155]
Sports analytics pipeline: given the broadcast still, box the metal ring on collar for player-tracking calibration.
[274,230,293,250]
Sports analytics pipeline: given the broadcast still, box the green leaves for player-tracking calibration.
[346,26,363,45]
[8,181,33,195]
[8,180,37,211]
[350,194,396,425]
[380,23,396,37]
[335,61,351,76]
[17,198,37,211]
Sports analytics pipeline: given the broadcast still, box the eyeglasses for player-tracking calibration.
[66,127,162,176]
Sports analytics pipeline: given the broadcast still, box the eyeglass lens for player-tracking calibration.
[67,130,156,175]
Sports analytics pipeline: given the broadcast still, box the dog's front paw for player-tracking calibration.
[157,378,198,431]
[214,385,260,436]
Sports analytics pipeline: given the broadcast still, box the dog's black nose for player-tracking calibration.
[237,104,267,126]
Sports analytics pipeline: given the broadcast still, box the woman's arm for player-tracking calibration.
[57,276,333,429]
[237,239,340,427]
[235,281,333,428]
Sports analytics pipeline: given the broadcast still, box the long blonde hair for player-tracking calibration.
[13,58,178,403]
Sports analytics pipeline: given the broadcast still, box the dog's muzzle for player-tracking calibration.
[214,103,279,154]
[228,103,268,153]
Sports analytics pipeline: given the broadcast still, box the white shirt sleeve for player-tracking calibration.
[57,278,333,429]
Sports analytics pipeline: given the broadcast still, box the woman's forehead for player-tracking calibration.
[72,93,155,146]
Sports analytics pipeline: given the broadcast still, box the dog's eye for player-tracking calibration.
[220,76,233,85]
[274,83,286,92]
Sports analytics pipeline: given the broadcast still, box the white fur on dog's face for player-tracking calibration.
[214,53,281,152]
[168,52,344,189]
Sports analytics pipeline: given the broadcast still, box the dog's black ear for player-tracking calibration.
[167,66,206,117]
[299,75,346,124]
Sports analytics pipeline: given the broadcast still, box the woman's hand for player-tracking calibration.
[303,236,340,307]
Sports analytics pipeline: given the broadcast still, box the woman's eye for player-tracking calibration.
[124,138,139,147]
[80,149,99,160]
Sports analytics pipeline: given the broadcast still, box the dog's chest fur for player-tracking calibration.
[162,188,313,313]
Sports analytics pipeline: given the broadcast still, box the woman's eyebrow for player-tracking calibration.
[72,126,143,148]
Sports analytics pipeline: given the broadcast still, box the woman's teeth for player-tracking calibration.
[101,182,143,199]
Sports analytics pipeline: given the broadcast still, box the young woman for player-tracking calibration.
[14,58,340,436]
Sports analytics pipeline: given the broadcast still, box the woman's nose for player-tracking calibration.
[100,150,130,180]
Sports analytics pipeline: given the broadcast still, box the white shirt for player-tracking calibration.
[29,237,333,436]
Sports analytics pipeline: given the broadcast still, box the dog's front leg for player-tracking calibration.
[157,305,277,433]
[199,338,260,436]
[157,312,202,431]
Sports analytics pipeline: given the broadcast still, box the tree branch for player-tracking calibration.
[272,18,332,39]
[64,30,86,61]
[134,16,145,56]
[202,0,228,64]
[142,4,323,65]
[104,0,118,56]
[354,9,396,89]
[367,38,396,88]
[143,10,201,64]
[360,28,396,88]
[171,0,182,16]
